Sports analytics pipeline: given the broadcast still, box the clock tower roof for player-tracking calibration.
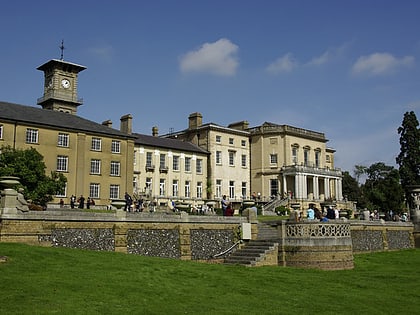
[37,59,86,73]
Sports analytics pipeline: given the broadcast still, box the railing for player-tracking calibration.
[37,90,83,104]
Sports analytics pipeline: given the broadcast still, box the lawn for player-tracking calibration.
[0,243,419,314]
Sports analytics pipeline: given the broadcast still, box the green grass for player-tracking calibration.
[0,243,419,314]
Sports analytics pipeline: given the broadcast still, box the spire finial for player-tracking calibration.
[59,40,65,60]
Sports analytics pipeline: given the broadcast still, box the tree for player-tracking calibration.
[342,171,363,204]
[396,111,420,206]
[0,146,67,206]
[361,162,404,212]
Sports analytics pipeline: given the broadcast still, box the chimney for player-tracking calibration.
[152,126,159,137]
[228,120,249,131]
[188,112,202,130]
[102,119,112,128]
[120,114,133,134]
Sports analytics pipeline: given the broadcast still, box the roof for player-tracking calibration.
[0,101,135,139]
[133,132,209,155]
[37,59,86,72]
[163,122,250,138]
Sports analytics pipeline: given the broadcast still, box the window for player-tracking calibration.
[270,154,278,164]
[326,154,331,163]
[111,140,121,153]
[110,161,120,176]
[292,147,298,164]
[216,179,222,198]
[90,159,101,174]
[160,154,166,168]
[173,155,180,171]
[0,125,3,139]
[185,180,191,198]
[216,135,221,143]
[172,180,179,197]
[185,157,191,172]
[197,182,203,199]
[56,156,68,172]
[229,138,234,145]
[270,179,279,197]
[196,159,203,174]
[241,139,246,147]
[242,182,247,198]
[315,151,321,167]
[56,182,67,197]
[89,183,100,199]
[216,151,222,164]
[229,181,235,199]
[91,137,102,151]
[159,179,165,196]
[26,128,38,143]
[109,184,120,199]
[304,149,309,166]
[145,177,152,194]
[229,151,235,166]
[241,154,247,167]
[57,133,69,147]
[146,152,153,167]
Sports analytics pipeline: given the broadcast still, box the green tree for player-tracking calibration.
[342,171,362,203]
[396,111,420,206]
[361,162,404,212]
[0,146,67,206]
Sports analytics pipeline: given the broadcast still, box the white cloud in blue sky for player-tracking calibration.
[179,38,239,76]
[266,53,299,74]
[351,52,415,76]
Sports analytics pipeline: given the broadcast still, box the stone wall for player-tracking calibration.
[350,221,414,253]
[0,210,250,261]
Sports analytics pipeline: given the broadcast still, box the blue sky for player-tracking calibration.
[1,0,419,174]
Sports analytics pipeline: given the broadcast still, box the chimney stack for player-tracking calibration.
[188,112,202,130]
[120,114,133,134]
[152,126,159,137]
[102,119,112,128]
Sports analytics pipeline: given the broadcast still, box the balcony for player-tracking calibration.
[37,90,83,105]
[145,165,155,172]
[159,166,169,173]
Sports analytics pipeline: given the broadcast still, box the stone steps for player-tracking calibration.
[224,239,278,266]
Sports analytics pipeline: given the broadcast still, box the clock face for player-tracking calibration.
[61,79,70,89]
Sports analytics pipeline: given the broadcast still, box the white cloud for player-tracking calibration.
[307,51,331,66]
[179,38,239,76]
[351,52,414,76]
[266,53,298,74]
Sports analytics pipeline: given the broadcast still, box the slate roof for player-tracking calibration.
[133,132,209,155]
[0,101,135,139]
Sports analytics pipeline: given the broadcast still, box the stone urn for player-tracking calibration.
[0,176,20,190]
[111,199,126,210]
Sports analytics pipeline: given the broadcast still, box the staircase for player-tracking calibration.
[224,222,280,266]
[262,197,288,214]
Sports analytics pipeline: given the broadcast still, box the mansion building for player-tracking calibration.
[0,57,344,209]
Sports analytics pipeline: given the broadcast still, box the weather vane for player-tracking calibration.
[59,40,65,60]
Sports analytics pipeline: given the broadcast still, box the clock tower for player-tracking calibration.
[37,59,86,115]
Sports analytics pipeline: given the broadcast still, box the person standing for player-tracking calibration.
[307,204,315,220]
[70,195,76,209]
[124,192,132,212]
[78,195,85,209]
[221,195,229,216]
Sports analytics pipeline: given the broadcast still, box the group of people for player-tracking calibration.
[69,195,95,209]
[302,204,338,222]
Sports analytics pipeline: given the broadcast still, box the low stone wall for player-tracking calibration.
[277,221,354,270]
[0,210,251,261]
[350,221,414,253]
